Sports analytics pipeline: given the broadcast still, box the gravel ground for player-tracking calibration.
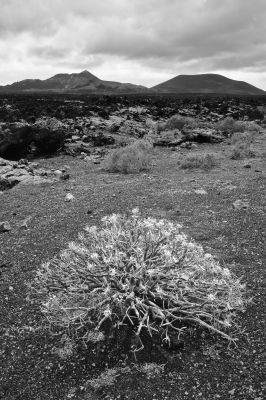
[0,134,265,400]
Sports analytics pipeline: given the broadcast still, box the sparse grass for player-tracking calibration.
[180,153,219,170]
[103,139,152,173]
[30,209,246,353]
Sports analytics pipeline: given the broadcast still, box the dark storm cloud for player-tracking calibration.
[0,0,266,87]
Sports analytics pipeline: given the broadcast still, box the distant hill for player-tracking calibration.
[152,73,265,95]
[0,70,148,94]
[0,71,264,95]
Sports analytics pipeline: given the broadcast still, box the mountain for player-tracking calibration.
[0,71,264,95]
[152,73,265,95]
[0,70,148,94]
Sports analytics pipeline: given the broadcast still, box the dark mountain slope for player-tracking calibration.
[152,73,265,95]
[0,70,148,94]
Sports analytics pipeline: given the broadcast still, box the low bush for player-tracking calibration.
[31,209,246,351]
[103,140,152,173]
[230,143,256,160]
[180,153,218,170]
[157,115,199,133]
[231,131,254,145]
[217,117,260,134]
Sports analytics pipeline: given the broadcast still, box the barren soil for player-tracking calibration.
[0,133,265,400]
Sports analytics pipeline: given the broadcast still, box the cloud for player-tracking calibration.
[0,0,266,88]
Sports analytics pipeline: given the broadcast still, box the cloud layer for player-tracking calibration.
[0,0,266,88]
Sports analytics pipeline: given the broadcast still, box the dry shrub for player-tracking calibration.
[30,209,246,351]
[180,153,218,170]
[231,131,254,145]
[103,139,152,173]
[231,143,256,160]
[158,115,198,132]
[217,117,260,133]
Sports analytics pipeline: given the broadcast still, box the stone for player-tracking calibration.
[54,170,63,179]
[61,173,70,180]
[65,193,75,202]
[0,221,11,233]
[195,189,207,195]
[20,217,31,230]
[233,199,249,210]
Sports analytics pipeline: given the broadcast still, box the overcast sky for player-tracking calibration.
[0,0,266,89]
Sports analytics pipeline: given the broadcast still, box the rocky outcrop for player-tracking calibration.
[0,157,68,190]
[0,119,68,159]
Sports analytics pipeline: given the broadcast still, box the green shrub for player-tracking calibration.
[103,139,152,174]
[31,209,245,350]
[180,153,218,170]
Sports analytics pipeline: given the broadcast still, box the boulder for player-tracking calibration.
[0,221,11,233]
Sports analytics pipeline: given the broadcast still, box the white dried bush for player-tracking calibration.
[31,209,246,350]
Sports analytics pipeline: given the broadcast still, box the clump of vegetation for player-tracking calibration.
[180,153,218,170]
[157,114,210,133]
[103,139,152,173]
[230,143,256,160]
[31,209,246,351]
[231,131,254,146]
[217,117,260,134]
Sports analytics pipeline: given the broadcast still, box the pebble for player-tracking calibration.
[65,193,75,202]
[195,189,207,195]
[0,221,11,232]
[233,199,249,210]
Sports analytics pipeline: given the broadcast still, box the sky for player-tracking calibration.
[0,0,266,89]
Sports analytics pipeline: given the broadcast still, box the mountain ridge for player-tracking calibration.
[0,70,148,94]
[0,71,264,95]
[151,73,265,95]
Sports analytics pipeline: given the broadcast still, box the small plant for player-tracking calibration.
[103,139,152,173]
[180,153,218,170]
[31,209,246,351]
[230,143,256,160]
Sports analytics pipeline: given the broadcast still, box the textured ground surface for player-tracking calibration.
[0,132,265,400]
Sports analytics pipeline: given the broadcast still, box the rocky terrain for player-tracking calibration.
[0,93,266,400]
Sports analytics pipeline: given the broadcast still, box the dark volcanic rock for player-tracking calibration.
[0,120,68,160]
